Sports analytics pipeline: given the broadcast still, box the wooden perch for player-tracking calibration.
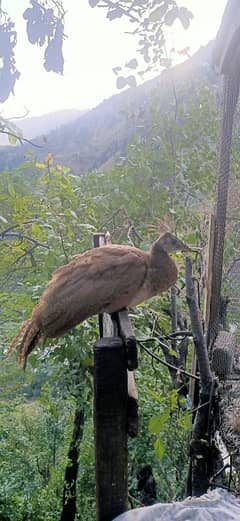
[186,258,213,392]
[185,257,215,497]
[94,337,128,521]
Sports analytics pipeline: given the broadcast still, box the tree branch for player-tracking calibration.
[0,231,49,249]
[138,342,199,382]
[0,130,43,148]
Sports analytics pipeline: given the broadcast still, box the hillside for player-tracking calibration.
[0,43,217,174]
[0,109,86,146]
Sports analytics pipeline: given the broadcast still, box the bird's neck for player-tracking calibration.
[150,243,171,264]
[149,245,178,291]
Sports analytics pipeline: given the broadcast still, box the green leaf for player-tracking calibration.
[113,66,122,75]
[35,162,46,170]
[31,223,42,235]
[69,210,78,219]
[31,223,45,242]
[107,7,124,20]
[148,389,165,404]
[126,58,138,69]
[78,223,96,230]
[164,7,178,26]
[89,0,100,6]
[150,4,168,22]
[179,412,192,430]
[178,7,193,29]
[149,409,170,434]
[170,389,178,408]
[127,75,137,88]
[116,76,127,89]
[154,438,166,459]
[168,348,178,357]
[8,133,18,145]
[8,183,16,197]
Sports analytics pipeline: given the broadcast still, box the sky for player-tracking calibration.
[1,0,229,118]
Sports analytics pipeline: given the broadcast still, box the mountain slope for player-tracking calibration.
[0,109,86,146]
[0,43,217,174]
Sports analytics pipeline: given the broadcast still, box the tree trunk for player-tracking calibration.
[185,257,215,496]
[60,405,85,521]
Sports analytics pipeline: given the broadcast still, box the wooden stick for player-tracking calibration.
[185,257,214,497]
[94,337,128,521]
[189,214,215,408]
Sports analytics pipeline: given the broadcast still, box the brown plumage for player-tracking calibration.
[7,232,189,367]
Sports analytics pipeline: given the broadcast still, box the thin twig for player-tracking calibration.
[0,130,42,148]
[187,400,211,415]
[5,108,29,121]
[0,220,37,236]
[58,228,69,263]
[98,1,139,22]
[139,342,200,381]
[162,331,193,340]
[0,231,49,249]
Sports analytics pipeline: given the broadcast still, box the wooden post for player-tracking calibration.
[94,337,128,521]
[93,233,129,521]
[189,214,215,408]
[185,257,214,497]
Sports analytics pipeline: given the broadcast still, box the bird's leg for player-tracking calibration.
[111,309,138,437]
[110,309,125,323]
[111,308,138,370]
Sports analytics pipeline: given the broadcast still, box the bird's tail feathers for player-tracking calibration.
[6,319,42,369]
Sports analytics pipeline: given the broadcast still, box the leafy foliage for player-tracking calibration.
[23,1,65,74]
[0,0,192,104]
[1,82,233,518]
[0,13,20,102]
[90,0,193,86]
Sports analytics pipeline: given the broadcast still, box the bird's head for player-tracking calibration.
[152,232,190,254]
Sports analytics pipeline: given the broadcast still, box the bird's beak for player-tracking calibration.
[174,238,191,253]
[187,245,203,253]
[175,240,203,254]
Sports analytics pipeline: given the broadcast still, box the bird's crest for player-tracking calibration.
[150,217,189,253]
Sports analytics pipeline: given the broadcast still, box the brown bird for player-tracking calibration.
[8,232,189,367]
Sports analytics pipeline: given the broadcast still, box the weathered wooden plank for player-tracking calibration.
[94,337,128,521]
[185,257,214,497]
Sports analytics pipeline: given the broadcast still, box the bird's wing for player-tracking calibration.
[34,245,149,337]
